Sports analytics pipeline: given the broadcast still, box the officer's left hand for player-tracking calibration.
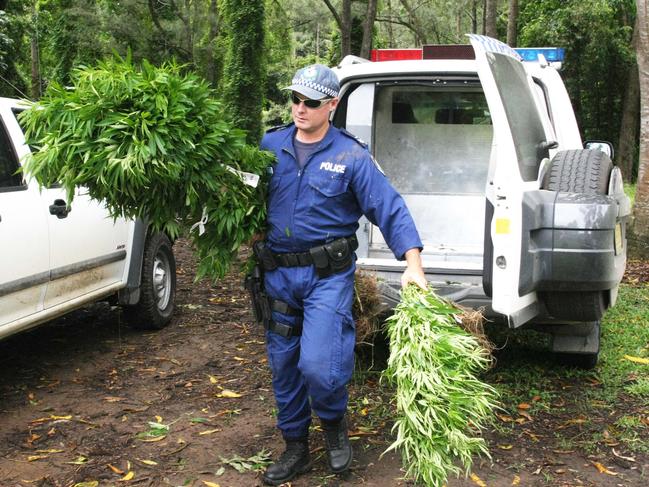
[401,248,427,289]
[401,266,428,290]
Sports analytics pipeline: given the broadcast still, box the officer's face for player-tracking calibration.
[291,93,338,136]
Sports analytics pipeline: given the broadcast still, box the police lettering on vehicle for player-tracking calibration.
[319,161,346,174]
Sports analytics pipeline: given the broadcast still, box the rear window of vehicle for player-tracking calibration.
[373,85,493,194]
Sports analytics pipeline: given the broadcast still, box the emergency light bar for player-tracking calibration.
[370,49,422,62]
[370,46,565,63]
[514,47,565,62]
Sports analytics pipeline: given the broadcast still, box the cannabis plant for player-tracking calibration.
[383,285,499,487]
[19,55,273,279]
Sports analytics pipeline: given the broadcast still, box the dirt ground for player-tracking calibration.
[0,240,647,487]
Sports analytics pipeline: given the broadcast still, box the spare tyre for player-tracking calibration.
[540,149,613,322]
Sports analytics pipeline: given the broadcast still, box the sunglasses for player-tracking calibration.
[291,93,333,109]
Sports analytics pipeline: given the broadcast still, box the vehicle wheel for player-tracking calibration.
[125,232,176,330]
[552,321,601,370]
[542,149,612,195]
[541,149,612,321]
[542,290,606,322]
[557,351,599,370]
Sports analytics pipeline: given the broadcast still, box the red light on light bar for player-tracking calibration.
[370,49,422,62]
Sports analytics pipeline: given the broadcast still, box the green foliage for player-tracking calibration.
[0,3,30,98]
[519,0,635,144]
[383,285,498,487]
[19,55,273,280]
[221,0,266,144]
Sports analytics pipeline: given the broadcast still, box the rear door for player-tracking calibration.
[469,34,555,327]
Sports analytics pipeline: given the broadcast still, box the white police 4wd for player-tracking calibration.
[334,35,630,368]
[0,97,176,340]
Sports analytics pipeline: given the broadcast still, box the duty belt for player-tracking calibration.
[257,235,358,278]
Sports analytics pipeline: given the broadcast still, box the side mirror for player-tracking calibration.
[584,140,614,160]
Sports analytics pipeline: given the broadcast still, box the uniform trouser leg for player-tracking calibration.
[264,264,356,440]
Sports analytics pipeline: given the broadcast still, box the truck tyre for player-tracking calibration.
[542,149,612,195]
[555,321,601,370]
[125,232,176,330]
[541,149,613,321]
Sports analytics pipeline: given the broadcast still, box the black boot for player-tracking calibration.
[322,417,353,473]
[262,437,312,486]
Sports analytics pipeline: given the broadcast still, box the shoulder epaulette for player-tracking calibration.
[340,128,368,148]
[265,122,294,134]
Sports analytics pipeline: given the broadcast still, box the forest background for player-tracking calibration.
[0,0,641,182]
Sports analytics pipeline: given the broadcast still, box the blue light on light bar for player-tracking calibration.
[514,47,565,62]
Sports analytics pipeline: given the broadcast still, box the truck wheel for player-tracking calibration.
[541,149,612,321]
[542,290,606,322]
[126,232,176,330]
[542,149,612,195]
[558,351,599,370]
[548,321,600,370]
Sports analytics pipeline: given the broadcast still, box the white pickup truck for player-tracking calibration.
[334,35,630,367]
[0,97,176,339]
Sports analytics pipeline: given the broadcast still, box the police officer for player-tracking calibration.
[259,64,426,486]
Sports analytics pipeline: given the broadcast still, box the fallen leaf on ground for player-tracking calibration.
[108,464,125,474]
[470,473,487,486]
[104,397,126,402]
[496,414,514,422]
[612,449,636,462]
[35,449,64,454]
[209,375,218,384]
[137,458,158,466]
[592,462,618,475]
[199,428,222,435]
[202,482,221,487]
[511,475,521,485]
[119,471,135,481]
[73,482,99,487]
[517,403,531,410]
[31,414,72,424]
[498,444,513,450]
[27,455,48,461]
[66,456,88,465]
[217,389,242,398]
[348,430,377,436]
[140,435,166,442]
[518,411,533,422]
[623,354,649,365]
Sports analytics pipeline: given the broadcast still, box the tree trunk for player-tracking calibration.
[482,0,486,35]
[205,0,219,87]
[222,0,266,144]
[322,0,352,58]
[485,0,497,38]
[471,0,477,33]
[360,0,378,59]
[30,5,41,100]
[399,0,428,44]
[507,0,518,46]
[634,0,649,237]
[617,18,640,181]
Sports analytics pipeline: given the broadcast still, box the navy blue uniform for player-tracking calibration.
[261,123,422,440]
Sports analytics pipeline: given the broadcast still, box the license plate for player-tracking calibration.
[614,223,623,255]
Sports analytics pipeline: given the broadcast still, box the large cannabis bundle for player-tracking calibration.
[20,56,273,280]
[383,285,499,487]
